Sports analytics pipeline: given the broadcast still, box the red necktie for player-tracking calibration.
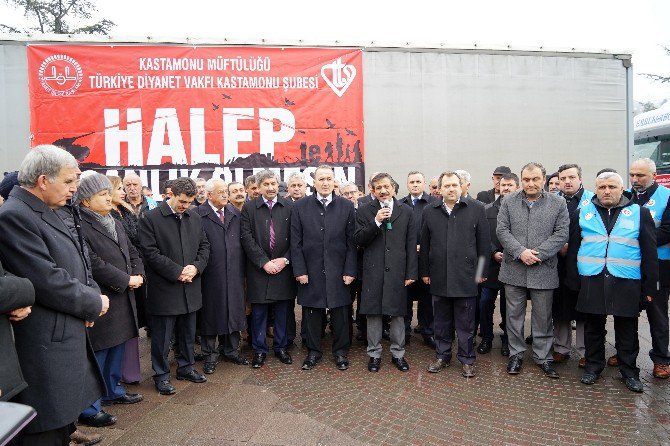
[216,209,224,224]
[268,200,275,252]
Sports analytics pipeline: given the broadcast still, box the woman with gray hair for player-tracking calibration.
[76,174,146,428]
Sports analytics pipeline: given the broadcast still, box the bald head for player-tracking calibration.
[630,157,657,192]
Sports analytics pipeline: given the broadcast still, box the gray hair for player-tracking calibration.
[255,169,278,185]
[631,157,657,174]
[287,172,305,183]
[596,171,624,186]
[244,174,257,188]
[454,170,471,185]
[18,145,78,188]
[195,177,207,185]
[205,178,226,192]
[340,181,358,192]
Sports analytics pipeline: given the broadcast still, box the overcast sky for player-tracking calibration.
[2,0,669,102]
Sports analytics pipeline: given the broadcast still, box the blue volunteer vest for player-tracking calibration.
[577,190,595,209]
[639,185,670,260]
[577,201,642,279]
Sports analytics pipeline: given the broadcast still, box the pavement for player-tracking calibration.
[78,306,670,446]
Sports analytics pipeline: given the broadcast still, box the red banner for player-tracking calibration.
[27,44,364,189]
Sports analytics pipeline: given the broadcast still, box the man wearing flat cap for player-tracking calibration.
[477,166,512,205]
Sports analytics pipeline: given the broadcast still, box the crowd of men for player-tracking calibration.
[1,144,669,446]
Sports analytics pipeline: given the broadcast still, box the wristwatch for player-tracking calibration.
[284,258,290,265]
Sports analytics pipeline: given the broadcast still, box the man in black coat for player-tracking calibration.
[420,171,490,378]
[291,166,357,371]
[354,173,417,373]
[0,261,35,402]
[196,178,248,374]
[139,177,210,395]
[241,170,296,368]
[399,171,435,346]
[0,145,108,444]
[478,173,519,356]
[628,158,670,379]
[566,172,658,393]
[476,166,512,204]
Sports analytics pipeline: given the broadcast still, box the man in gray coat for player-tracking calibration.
[0,145,108,444]
[497,162,569,378]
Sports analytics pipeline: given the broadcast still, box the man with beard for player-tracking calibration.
[244,175,260,201]
[194,178,207,206]
[354,173,417,372]
[621,158,670,379]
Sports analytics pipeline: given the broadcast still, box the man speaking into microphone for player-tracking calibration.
[354,173,418,372]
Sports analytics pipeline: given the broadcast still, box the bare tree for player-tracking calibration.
[640,46,670,84]
[1,0,115,34]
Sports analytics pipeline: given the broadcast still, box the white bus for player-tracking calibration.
[634,102,670,185]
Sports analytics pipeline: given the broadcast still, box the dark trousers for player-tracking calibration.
[81,342,126,418]
[304,305,350,357]
[252,301,290,353]
[286,299,297,344]
[201,331,242,364]
[647,287,670,364]
[584,313,639,378]
[479,287,507,342]
[433,295,476,365]
[13,425,73,446]
[404,281,434,338]
[150,312,196,382]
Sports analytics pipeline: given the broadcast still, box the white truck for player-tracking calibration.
[0,34,633,194]
[633,102,670,185]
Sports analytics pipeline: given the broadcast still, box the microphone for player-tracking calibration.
[381,200,392,230]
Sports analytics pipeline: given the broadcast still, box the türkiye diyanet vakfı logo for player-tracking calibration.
[321,57,356,97]
[38,54,83,96]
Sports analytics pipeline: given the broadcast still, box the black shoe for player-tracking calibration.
[477,339,492,354]
[335,355,349,371]
[203,362,217,374]
[368,357,381,372]
[252,352,267,368]
[525,335,533,345]
[624,376,643,393]
[538,362,560,379]
[423,336,436,349]
[176,369,207,383]
[101,393,143,406]
[225,355,250,366]
[355,332,366,342]
[78,410,117,427]
[392,356,410,372]
[155,380,176,395]
[382,329,391,341]
[500,338,510,357]
[580,372,599,385]
[507,354,523,374]
[194,352,207,362]
[274,349,293,364]
[302,354,322,370]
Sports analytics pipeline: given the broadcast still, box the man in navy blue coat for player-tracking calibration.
[291,166,357,371]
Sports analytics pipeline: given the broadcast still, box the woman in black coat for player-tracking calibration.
[77,174,145,426]
[109,175,144,384]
